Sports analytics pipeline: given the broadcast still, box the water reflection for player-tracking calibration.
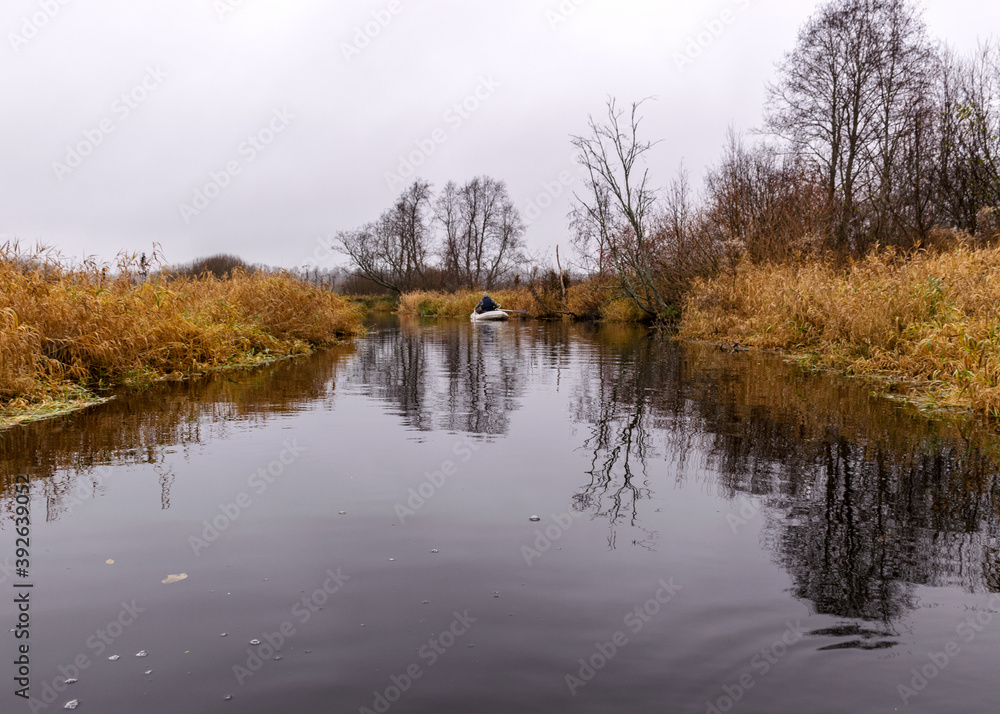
[4,320,999,631]
[349,321,1000,623]
[568,328,664,550]
[0,345,354,521]
[345,318,529,437]
[685,347,1000,623]
[576,338,1000,623]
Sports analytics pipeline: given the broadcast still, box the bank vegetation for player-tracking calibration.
[383,0,1000,416]
[0,245,363,425]
[680,244,1000,415]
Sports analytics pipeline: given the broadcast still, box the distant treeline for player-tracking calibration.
[169,253,364,292]
[170,253,260,279]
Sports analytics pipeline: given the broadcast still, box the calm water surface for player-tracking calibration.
[2,318,999,713]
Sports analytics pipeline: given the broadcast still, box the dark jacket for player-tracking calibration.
[475,296,499,313]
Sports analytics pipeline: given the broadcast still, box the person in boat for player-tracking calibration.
[474,292,500,314]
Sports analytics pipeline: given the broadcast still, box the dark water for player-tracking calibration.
[2,318,1000,713]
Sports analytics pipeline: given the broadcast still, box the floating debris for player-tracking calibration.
[64,701,80,710]
[274,655,282,661]
[220,633,227,637]
[430,549,439,554]
[105,559,114,565]
[108,655,120,661]
[224,695,233,701]
[493,592,500,598]
[339,511,347,515]
[388,558,395,562]
[249,639,261,646]
[135,651,147,657]
[162,573,188,585]
[422,600,430,605]
[144,670,152,675]
[529,515,541,522]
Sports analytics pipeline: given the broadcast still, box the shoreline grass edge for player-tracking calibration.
[1,250,365,429]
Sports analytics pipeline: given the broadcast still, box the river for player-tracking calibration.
[2,317,999,713]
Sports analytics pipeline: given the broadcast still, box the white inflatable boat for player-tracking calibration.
[470,310,510,322]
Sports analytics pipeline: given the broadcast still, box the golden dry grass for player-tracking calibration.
[562,280,606,319]
[679,245,1000,415]
[0,246,363,416]
[598,295,650,323]
[343,294,398,313]
[565,278,662,322]
[399,280,653,323]
[397,289,541,318]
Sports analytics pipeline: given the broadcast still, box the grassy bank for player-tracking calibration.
[0,250,364,425]
[398,289,539,318]
[679,245,1000,416]
[343,294,398,314]
[397,283,649,322]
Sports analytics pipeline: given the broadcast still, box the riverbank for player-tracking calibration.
[0,253,364,428]
[398,289,539,317]
[397,284,648,322]
[343,294,397,314]
[679,245,1000,417]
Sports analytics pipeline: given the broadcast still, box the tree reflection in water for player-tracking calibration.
[345,317,527,438]
[569,328,662,550]
[580,324,996,629]
[4,320,1000,630]
[567,330,1000,628]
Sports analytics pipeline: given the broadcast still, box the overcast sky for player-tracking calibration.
[2,0,998,271]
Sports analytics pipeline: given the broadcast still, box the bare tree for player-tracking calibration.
[435,181,463,286]
[337,179,434,294]
[704,129,829,260]
[766,1,861,250]
[435,176,526,289]
[865,0,936,244]
[388,178,434,286]
[937,42,1000,232]
[571,98,671,318]
[569,179,614,276]
[765,0,935,251]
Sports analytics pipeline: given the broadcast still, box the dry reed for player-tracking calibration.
[0,245,363,418]
[397,289,540,318]
[398,280,653,323]
[680,244,1000,415]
